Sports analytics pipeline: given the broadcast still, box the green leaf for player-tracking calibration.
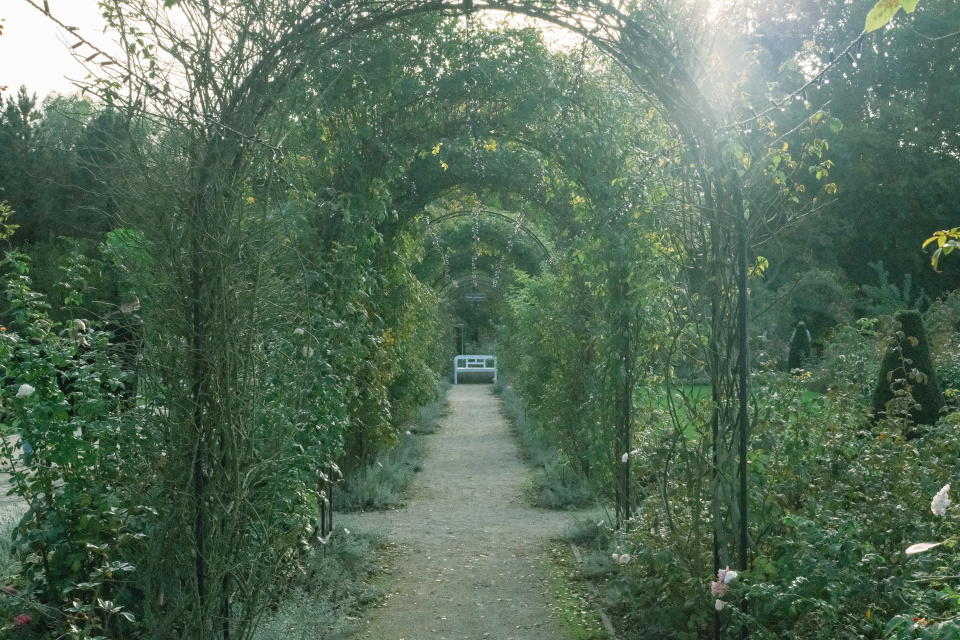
[829,118,843,133]
[901,0,919,12]
[865,0,902,32]
[885,615,912,636]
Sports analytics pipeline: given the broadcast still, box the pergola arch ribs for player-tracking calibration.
[200,0,749,577]
[68,0,754,631]
[427,209,553,263]
[421,210,551,294]
[440,272,501,298]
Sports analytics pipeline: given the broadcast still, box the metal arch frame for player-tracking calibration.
[440,272,500,297]
[79,0,758,616]
[427,209,552,263]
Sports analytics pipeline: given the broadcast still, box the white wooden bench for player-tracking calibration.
[454,355,497,384]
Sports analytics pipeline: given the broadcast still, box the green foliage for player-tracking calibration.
[0,91,117,245]
[572,364,960,639]
[0,250,146,638]
[925,292,960,393]
[6,2,959,639]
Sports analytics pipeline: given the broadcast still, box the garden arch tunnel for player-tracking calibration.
[172,0,750,583]
[42,1,820,632]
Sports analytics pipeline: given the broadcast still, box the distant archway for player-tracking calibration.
[428,209,552,263]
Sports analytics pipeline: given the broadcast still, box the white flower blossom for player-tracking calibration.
[617,553,631,565]
[932,484,951,516]
[717,566,738,584]
[621,452,629,463]
[293,328,305,336]
[16,384,35,398]
[712,566,738,598]
[301,346,315,358]
[715,599,724,611]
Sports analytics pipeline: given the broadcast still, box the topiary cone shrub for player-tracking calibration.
[871,309,945,426]
[787,321,812,372]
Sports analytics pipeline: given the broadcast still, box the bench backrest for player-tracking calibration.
[453,355,497,383]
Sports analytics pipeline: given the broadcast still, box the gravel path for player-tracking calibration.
[343,384,592,640]
[0,435,27,521]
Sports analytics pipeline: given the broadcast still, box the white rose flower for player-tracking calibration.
[932,484,951,517]
[16,384,35,398]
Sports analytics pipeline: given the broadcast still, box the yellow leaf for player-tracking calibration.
[865,0,902,32]
[432,143,443,155]
[247,196,255,204]
[440,161,448,171]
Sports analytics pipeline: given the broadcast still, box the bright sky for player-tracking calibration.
[1,0,109,101]
[0,0,588,104]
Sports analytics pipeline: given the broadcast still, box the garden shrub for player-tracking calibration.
[552,357,960,640]
[787,320,812,372]
[252,528,386,640]
[334,433,427,512]
[924,291,960,393]
[871,310,945,427]
[496,377,594,510]
[0,249,148,638]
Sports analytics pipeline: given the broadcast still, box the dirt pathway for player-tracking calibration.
[343,384,592,640]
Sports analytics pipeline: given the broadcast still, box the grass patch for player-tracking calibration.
[335,386,447,512]
[543,543,609,640]
[252,528,387,640]
[495,379,593,510]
